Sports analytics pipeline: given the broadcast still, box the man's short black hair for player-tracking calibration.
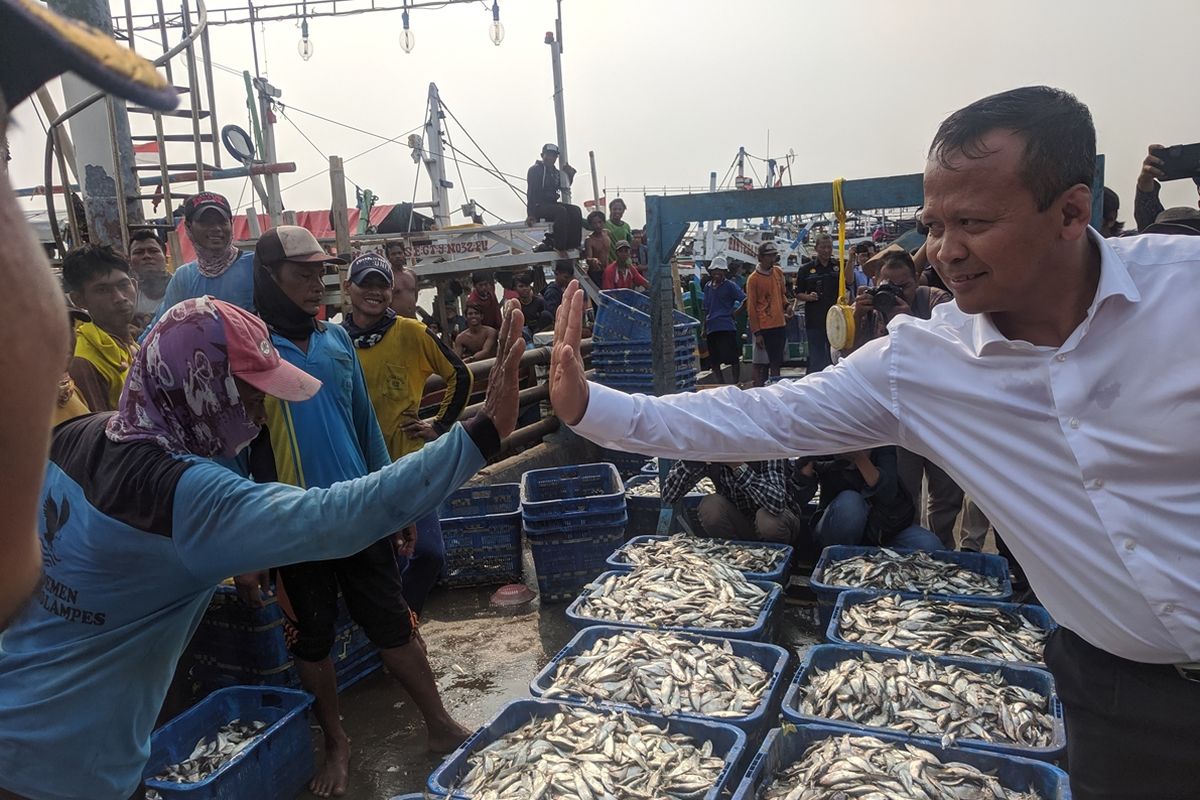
[553,260,575,276]
[514,272,533,286]
[587,210,605,225]
[129,229,163,249]
[61,244,131,294]
[853,241,872,254]
[471,272,490,286]
[929,85,1095,212]
[385,239,407,253]
[877,249,918,279]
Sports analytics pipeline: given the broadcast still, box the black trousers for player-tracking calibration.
[1044,627,1200,799]
[533,202,583,250]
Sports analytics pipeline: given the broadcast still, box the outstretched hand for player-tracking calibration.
[481,299,526,439]
[549,280,590,426]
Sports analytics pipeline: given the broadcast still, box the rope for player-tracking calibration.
[833,177,848,302]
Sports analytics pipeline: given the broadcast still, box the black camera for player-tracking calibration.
[867,282,906,315]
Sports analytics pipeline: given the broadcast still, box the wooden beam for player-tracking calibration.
[328,155,352,314]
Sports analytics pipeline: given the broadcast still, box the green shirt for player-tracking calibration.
[604,219,633,261]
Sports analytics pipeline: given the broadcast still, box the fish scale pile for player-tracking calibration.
[626,478,716,498]
[454,708,726,799]
[575,561,769,630]
[799,653,1055,749]
[838,594,1049,665]
[150,719,266,783]
[619,534,787,575]
[543,629,770,718]
[820,548,1005,596]
[760,733,1045,800]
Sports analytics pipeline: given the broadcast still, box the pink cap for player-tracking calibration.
[213,299,321,402]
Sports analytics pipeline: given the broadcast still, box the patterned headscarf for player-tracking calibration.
[106,296,261,458]
[185,224,241,278]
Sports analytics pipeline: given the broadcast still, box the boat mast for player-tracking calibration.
[546,0,570,204]
[422,82,453,229]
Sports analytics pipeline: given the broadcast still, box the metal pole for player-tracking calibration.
[105,96,132,255]
[588,150,601,213]
[329,155,353,311]
[200,24,222,168]
[180,0,206,190]
[546,31,570,204]
[706,171,716,234]
[423,83,452,228]
[258,85,283,224]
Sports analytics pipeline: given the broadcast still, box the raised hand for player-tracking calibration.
[481,299,526,439]
[549,281,590,426]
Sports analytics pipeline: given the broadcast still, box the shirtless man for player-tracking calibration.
[583,211,611,284]
[454,304,498,362]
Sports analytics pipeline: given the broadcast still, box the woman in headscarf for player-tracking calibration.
[0,296,525,800]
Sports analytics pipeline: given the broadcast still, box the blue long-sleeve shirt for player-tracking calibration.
[140,252,255,341]
[0,411,496,800]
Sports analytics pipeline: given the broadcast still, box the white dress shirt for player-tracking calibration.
[572,229,1200,664]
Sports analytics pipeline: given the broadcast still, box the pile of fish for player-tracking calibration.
[619,534,787,575]
[626,477,717,498]
[453,707,726,799]
[798,652,1056,749]
[838,593,1049,665]
[149,719,266,784]
[760,733,1046,800]
[575,562,769,631]
[820,548,1005,597]
[542,629,770,718]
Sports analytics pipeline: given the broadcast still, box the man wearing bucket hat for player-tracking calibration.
[0,0,178,630]
[703,257,746,385]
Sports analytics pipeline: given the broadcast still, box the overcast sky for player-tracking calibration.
[10,0,1200,231]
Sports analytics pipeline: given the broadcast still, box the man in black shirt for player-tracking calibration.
[795,232,840,372]
[525,143,583,251]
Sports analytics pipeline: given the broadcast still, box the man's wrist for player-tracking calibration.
[463,414,501,459]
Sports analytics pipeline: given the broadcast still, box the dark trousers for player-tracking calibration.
[805,326,831,372]
[1044,627,1200,799]
[533,202,583,250]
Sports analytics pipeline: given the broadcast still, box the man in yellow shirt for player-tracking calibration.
[62,245,139,411]
[342,253,473,613]
[54,305,92,427]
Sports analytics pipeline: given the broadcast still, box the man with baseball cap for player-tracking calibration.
[239,228,472,796]
[0,0,178,631]
[601,240,649,290]
[140,191,256,337]
[526,141,583,252]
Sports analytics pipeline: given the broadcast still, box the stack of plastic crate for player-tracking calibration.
[591,289,700,394]
[436,484,523,588]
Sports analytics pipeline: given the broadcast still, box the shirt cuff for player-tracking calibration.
[461,414,501,460]
[568,382,638,443]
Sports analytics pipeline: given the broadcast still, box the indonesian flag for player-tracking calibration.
[583,197,606,210]
[133,141,160,165]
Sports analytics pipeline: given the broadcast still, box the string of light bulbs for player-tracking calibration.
[297,0,502,59]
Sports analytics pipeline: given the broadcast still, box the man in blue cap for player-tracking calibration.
[525,142,582,251]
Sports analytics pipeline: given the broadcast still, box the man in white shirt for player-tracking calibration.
[548,86,1200,799]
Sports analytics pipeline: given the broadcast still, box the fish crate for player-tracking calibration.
[810,545,1014,630]
[591,337,697,361]
[731,723,1072,800]
[565,570,784,642]
[592,353,699,375]
[608,534,793,584]
[529,625,791,743]
[593,288,701,342]
[599,447,654,480]
[780,644,1066,762]
[621,476,706,537]
[426,699,747,800]
[437,484,522,588]
[526,515,628,602]
[520,462,625,520]
[143,686,314,800]
[191,586,379,695]
[594,372,698,394]
[826,590,1058,668]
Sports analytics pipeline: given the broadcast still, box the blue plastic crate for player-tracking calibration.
[826,590,1057,667]
[529,625,790,741]
[566,570,783,641]
[599,447,653,480]
[522,504,628,534]
[621,477,708,537]
[520,462,625,520]
[732,723,1071,800]
[781,644,1066,762]
[593,288,701,342]
[609,534,793,584]
[591,345,697,365]
[526,516,627,602]
[426,699,746,800]
[143,686,314,800]
[810,545,1014,630]
[592,352,698,372]
[438,484,523,588]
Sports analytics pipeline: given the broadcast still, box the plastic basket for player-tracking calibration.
[530,625,790,740]
[826,590,1057,667]
[591,342,697,363]
[522,504,628,534]
[600,447,654,480]
[520,462,625,520]
[592,353,699,375]
[593,288,701,342]
[780,644,1066,761]
[426,699,746,800]
[621,475,706,537]
[731,723,1071,800]
[609,534,793,584]
[810,545,1014,630]
[527,517,627,602]
[143,686,314,800]
[438,484,522,588]
[565,570,783,642]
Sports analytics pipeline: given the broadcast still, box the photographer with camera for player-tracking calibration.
[1134,144,1200,233]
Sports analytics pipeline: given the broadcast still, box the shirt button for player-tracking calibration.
[1124,539,1136,551]
[1091,478,1105,489]
[1055,354,1067,362]
[1069,418,1080,429]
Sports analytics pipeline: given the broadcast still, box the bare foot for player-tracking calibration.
[428,720,473,755]
[309,736,351,798]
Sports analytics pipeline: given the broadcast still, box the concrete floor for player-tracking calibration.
[320,575,825,800]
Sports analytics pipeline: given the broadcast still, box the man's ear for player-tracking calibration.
[1059,184,1094,242]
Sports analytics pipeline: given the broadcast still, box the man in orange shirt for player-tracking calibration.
[746,241,790,386]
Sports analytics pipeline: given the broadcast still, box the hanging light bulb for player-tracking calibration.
[297,17,314,60]
[488,1,504,46]
[399,7,415,53]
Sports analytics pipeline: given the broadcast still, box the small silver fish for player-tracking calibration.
[626,478,716,498]
[150,718,266,784]
[619,533,786,575]
[820,548,1005,597]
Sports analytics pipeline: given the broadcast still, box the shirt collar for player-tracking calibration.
[970,227,1141,356]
